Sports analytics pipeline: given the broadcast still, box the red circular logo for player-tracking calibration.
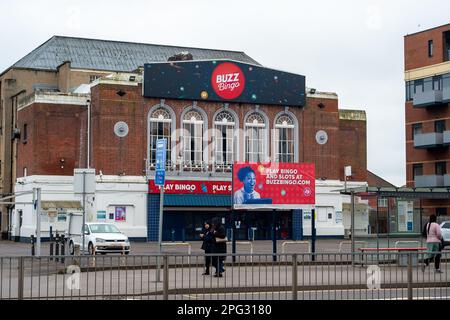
[211,62,245,100]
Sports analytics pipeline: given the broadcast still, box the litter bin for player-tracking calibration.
[397,252,419,267]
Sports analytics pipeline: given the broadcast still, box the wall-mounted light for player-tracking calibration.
[60,158,65,169]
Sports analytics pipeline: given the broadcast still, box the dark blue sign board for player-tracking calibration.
[155,139,167,186]
[143,59,306,107]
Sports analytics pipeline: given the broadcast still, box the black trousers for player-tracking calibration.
[424,253,441,269]
[204,254,212,272]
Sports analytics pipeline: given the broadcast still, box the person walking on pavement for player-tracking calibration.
[211,217,227,277]
[200,221,214,275]
[421,214,443,273]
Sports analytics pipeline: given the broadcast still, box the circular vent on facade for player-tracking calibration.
[114,121,129,138]
[315,130,328,145]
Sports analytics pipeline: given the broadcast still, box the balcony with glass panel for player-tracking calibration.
[413,132,444,149]
[414,175,444,188]
[413,89,443,107]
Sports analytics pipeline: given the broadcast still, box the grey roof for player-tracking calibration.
[5,36,260,74]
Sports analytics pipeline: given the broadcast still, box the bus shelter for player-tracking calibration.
[339,186,450,253]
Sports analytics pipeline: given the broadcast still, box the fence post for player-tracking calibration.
[163,255,169,300]
[407,253,413,300]
[292,254,298,300]
[18,257,24,300]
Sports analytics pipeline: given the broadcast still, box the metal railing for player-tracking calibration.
[0,252,449,300]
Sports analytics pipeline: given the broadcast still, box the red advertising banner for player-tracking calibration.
[148,180,232,195]
[233,163,315,209]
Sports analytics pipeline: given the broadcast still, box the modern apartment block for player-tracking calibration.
[405,23,450,217]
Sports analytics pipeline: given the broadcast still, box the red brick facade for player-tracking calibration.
[17,82,367,182]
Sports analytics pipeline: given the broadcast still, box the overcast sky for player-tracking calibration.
[1,0,449,187]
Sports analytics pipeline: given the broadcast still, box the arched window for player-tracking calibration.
[245,112,266,162]
[275,114,295,163]
[182,109,204,168]
[214,111,236,171]
[149,108,172,168]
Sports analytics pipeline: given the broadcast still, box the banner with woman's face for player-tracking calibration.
[232,162,315,210]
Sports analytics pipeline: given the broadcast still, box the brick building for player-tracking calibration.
[405,23,450,217]
[1,36,368,241]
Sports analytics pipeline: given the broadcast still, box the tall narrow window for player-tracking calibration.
[245,113,266,162]
[412,123,422,139]
[214,111,235,171]
[149,108,172,169]
[275,114,295,162]
[183,110,204,170]
[435,120,446,133]
[428,40,433,57]
[23,123,28,142]
[413,163,423,180]
[436,162,446,175]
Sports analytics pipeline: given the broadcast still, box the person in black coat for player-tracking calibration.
[211,217,227,277]
[200,221,214,275]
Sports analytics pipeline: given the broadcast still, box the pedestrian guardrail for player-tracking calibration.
[0,252,448,300]
[227,241,254,262]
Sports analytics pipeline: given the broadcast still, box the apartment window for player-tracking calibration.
[413,164,423,179]
[433,76,442,90]
[405,81,415,101]
[444,31,450,61]
[444,74,450,89]
[414,79,424,93]
[435,162,446,175]
[274,114,295,163]
[412,123,422,139]
[378,197,388,208]
[423,77,433,92]
[435,120,446,133]
[428,40,433,57]
[436,207,447,216]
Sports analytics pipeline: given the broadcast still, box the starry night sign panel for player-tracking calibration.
[143,60,306,107]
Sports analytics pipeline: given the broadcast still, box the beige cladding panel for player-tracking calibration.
[404,61,450,81]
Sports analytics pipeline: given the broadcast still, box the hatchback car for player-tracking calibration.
[441,221,450,249]
[69,223,131,255]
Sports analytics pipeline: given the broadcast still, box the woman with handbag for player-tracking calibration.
[211,217,227,278]
[421,214,443,274]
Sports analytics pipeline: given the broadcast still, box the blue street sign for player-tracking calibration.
[156,139,167,171]
[155,170,165,186]
[155,139,167,186]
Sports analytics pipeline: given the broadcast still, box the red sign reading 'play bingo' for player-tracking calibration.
[211,62,245,100]
[232,163,315,209]
[148,180,232,195]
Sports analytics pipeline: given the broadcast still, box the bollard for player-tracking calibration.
[18,257,24,300]
[163,255,169,300]
[292,254,298,300]
[60,235,65,264]
[55,233,60,262]
[50,228,54,261]
[30,235,35,256]
[407,253,413,300]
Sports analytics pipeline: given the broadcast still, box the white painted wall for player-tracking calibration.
[13,175,148,239]
[303,180,368,236]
